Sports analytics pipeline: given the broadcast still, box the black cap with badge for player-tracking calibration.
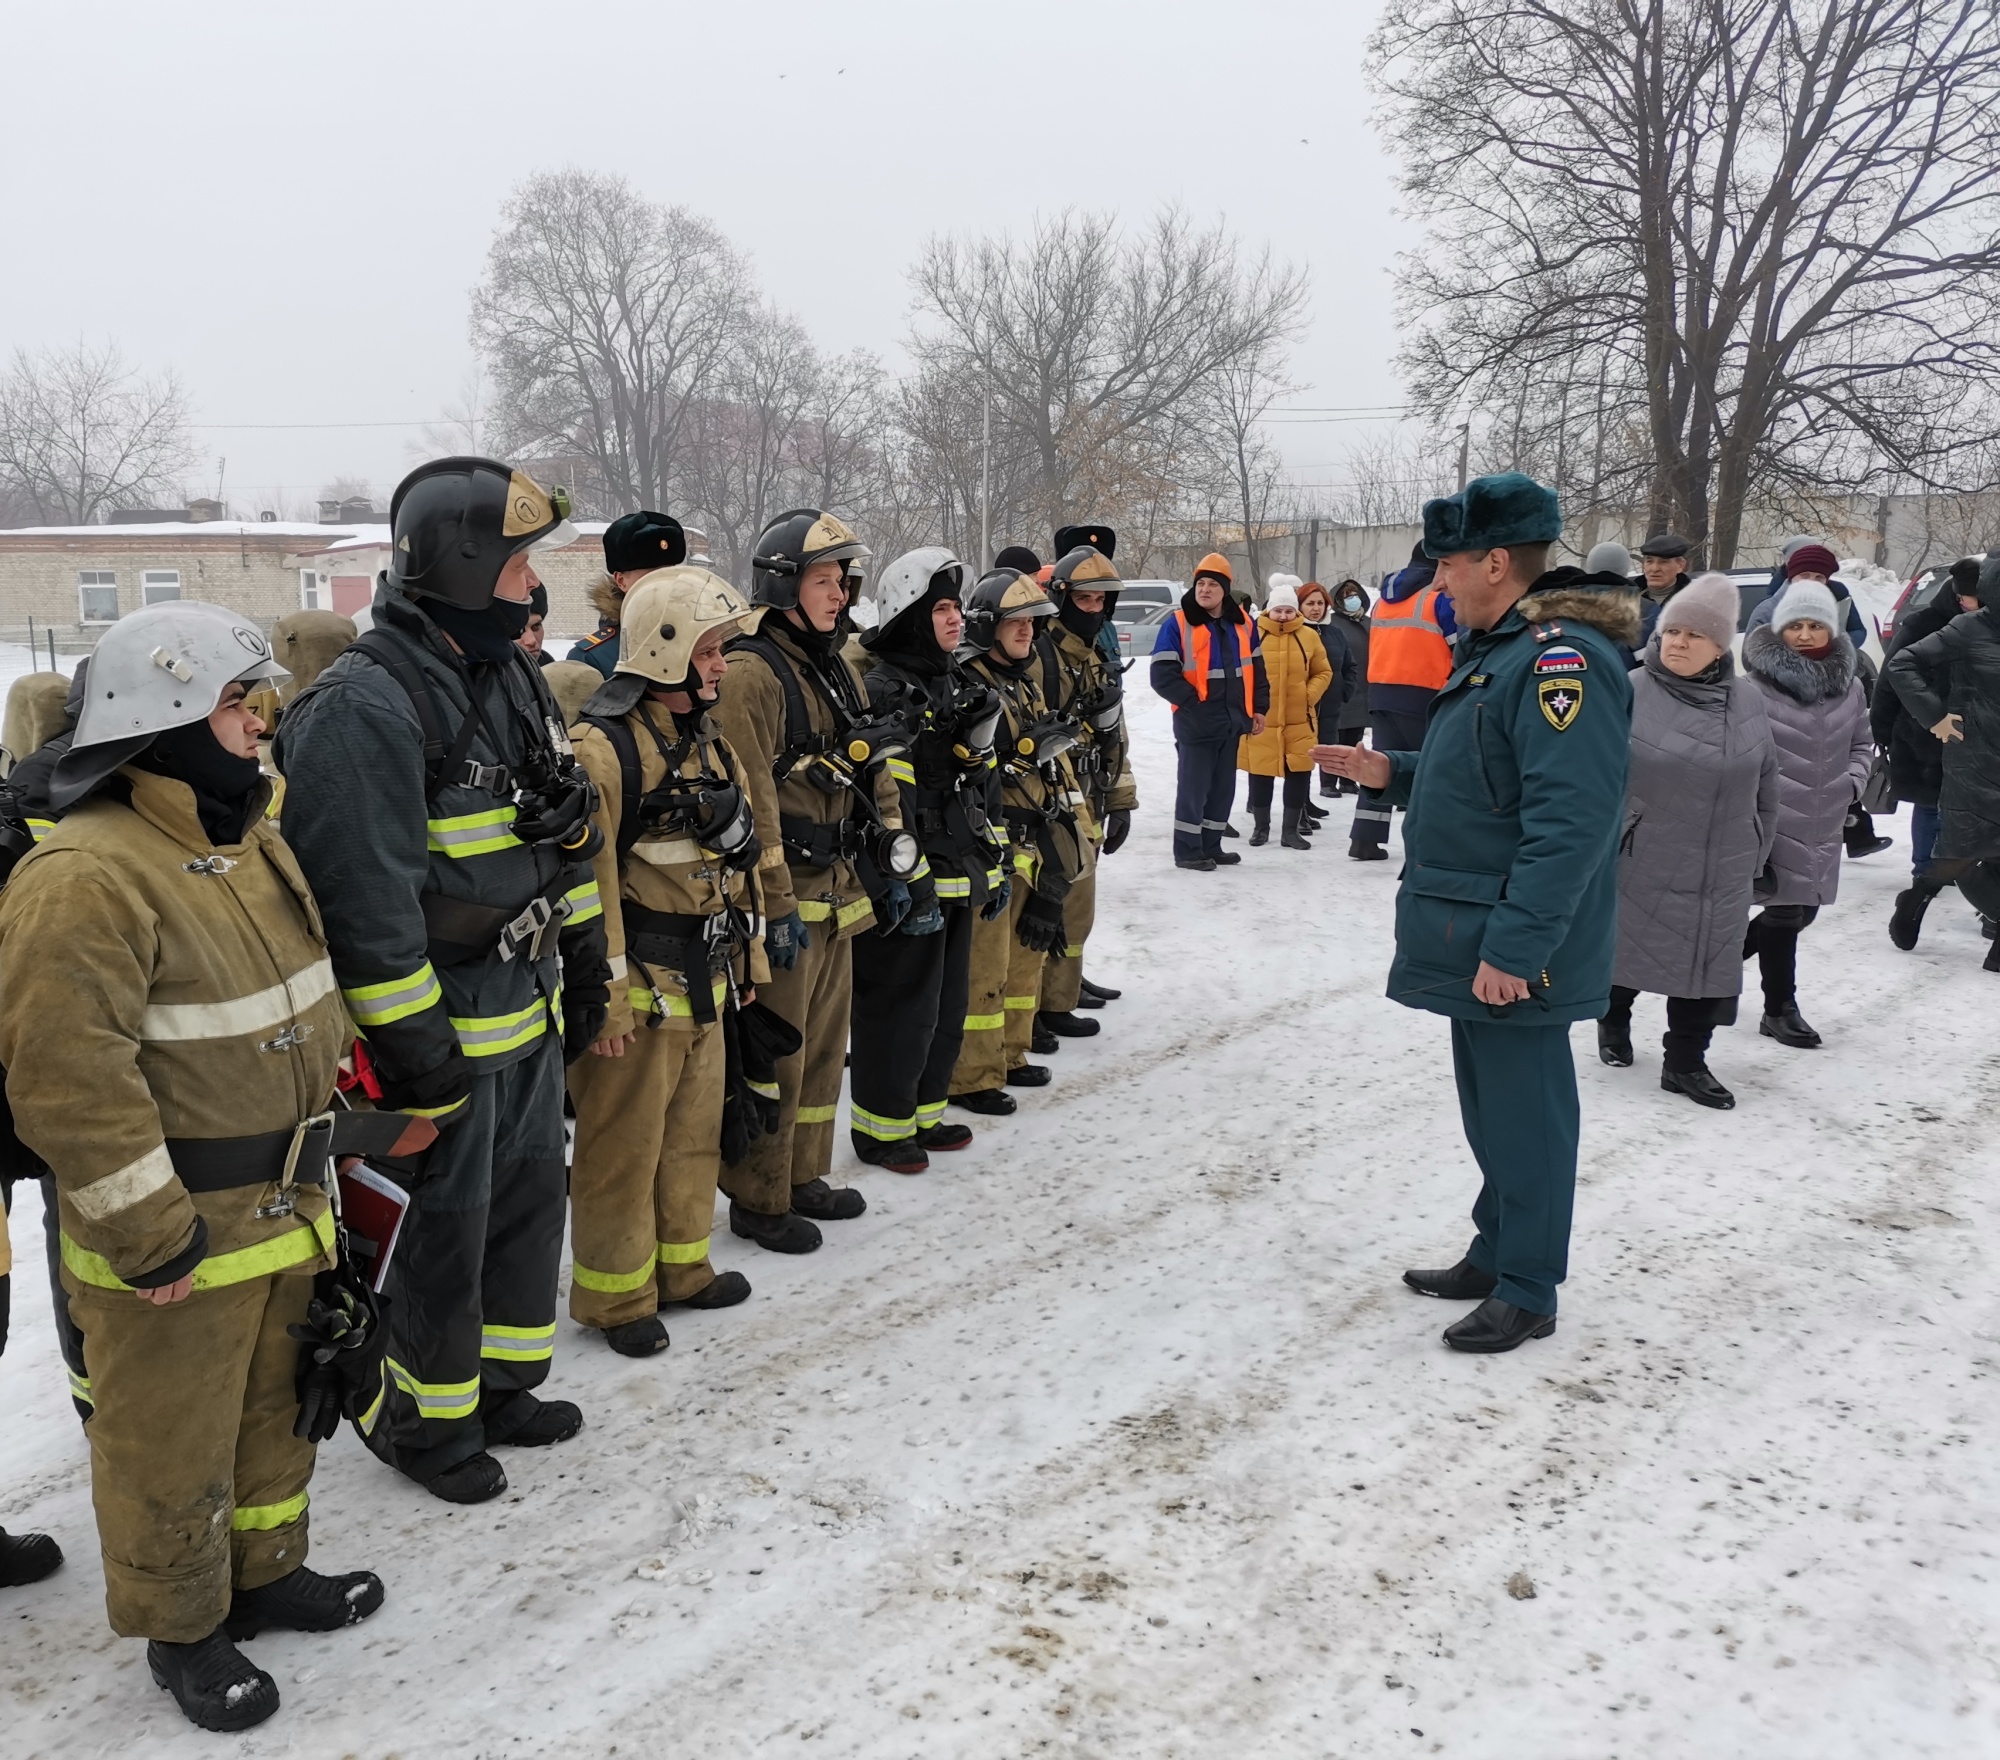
[603,510,688,574]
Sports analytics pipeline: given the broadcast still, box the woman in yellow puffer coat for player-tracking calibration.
[1239,580,1332,849]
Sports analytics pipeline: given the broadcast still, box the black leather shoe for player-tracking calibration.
[1759,1009,1822,1049]
[1662,1066,1735,1110]
[486,1393,583,1447]
[915,1122,974,1150]
[421,1452,507,1504]
[1005,1063,1052,1087]
[1348,842,1389,862]
[226,1565,385,1639]
[603,1315,670,1356]
[852,1135,930,1172]
[1175,857,1217,872]
[792,1178,866,1221]
[949,1088,1016,1116]
[1039,1010,1100,1038]
[730,1202,822,1253]
[1443,1298,1556,1353]
[1078,977,1122,1002]
[1402,1258,1497,1301]
[149,1631,280,1732]
[1030,1020,1061,1055]
[1209,849,1242,866]
[664,1271,751,1309]
[0,1528,62,1587]
[1597,1020,1634,1067]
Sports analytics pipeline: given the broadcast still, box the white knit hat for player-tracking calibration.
[1768,578,1840,637]
[1266,572,1303,597]
[1264,581,1299,613]
[1657,572,1740,651]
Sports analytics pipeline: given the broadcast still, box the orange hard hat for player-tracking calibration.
[1193,552,1233,584]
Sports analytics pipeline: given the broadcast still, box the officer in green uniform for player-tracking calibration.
[1317,473,1638,1354]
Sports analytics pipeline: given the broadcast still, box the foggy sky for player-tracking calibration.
[4,0,1411,518]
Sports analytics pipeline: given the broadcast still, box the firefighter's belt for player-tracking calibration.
[420,870,573,966]
[778,811,862,870]
[623,904,737,1026]
[166,1110,437,1194]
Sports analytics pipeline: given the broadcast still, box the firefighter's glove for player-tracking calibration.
[1015,888,1068,956]
[562,1001,608,1065]
[873,879,912,935]
[374,1051,474,1136]
[766,910,808,971]
[899,898,944,937]
[289,1277,382,1444]
[980,875,1013,921]
[1100,808,1132,855]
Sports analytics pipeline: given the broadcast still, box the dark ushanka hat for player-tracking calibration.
[1421,472,1562,559]
[1052,523,1116,561]
[603,510,688,573]
[993,545,1042,576]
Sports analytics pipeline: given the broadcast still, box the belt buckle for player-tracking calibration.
[500,896,557,963]
[257,1112,333,1218]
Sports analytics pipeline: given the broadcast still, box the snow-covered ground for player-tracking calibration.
[3,685,1997,1759]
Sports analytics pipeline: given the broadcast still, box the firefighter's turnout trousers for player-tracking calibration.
[363,1038,567,1481]
[850,902,974,1150]
[1039,839,1098,1015]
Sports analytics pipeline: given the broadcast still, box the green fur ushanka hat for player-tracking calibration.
[1422,472,1562,559]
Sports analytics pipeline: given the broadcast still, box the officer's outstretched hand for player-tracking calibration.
[766,910,808,971]
[1313,742,1391,789]
[1472,960,1532,1006]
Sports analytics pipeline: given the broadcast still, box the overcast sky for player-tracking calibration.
[5,0,1413,518]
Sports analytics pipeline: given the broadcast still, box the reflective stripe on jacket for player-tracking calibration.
[1170,609,1259,717]
[1369,587,1454,690]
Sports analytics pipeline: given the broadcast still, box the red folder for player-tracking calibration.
[335,1162,411,1293]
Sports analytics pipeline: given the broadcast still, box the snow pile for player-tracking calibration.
[1838,559,1907,640]
[1,688,1996,1756]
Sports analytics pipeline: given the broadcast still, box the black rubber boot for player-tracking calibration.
[148,1631,280,1733]
[1176,856,1218,871]
[1280,810,1312,851]
[1030,1019,1061,1055]
[1597,1019,1634,1067]
[1039,1010,1100,1039]
[1348,841,1388,862]
[1078,976,1122,1003]
[422,1452,507,1504]
[1986,937,2000,974]
[1219,822,1240,839]
[1318,771,1340,798]
[603,1316,670,1356]
[485,1391,583,1448]
[1443,1298,1556,1354]
[1248,813,1270,847]
[664,1271,752,1309]
[949,1088,1016,1116]
[916,1122,974,1151]
[1889,880,1943,950]
[1402,1258,1497,1301]
[1300,804,1328,831]
[226,1565,385,1639]
[852,1134,930,1173]
[0,1527,62,1587]
[1760,1009,1822,1049]
[1661,1065,1735,1110]
[1073,990,1105,1010]
[729,1202,823,1253]
[1004,1063,1051,1087]
[791,1178,866,1221]
[1210,848,1242,865]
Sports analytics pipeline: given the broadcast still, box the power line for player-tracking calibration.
[190,419,441,431]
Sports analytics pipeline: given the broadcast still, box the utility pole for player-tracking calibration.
[1455,421,1471,491]
[979,390,992,569]
[1307,515,1320,582]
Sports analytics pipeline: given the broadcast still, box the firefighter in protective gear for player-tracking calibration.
[566,568,768,1355]
[949,569,1083,1112]
[850,548,1008,1169]
[1034,542,1137,1039]
[0,601,385,1732]
[275,456,612,1505]
[715,508,903,1252]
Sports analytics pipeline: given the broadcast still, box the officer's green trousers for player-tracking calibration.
[1449,1019,1578,1316]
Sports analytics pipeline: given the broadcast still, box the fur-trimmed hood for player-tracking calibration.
[1514,578,1643,648]
[1743,621,1856,704]
[588,574,623,625]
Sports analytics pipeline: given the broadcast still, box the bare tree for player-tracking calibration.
[0,341,195,524]
[1371,0,2000,565]
[409,365,496,462]
[907,208,1309,549]
[472,169,750,516]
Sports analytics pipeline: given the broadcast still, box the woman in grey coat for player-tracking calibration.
[1598,574,1778,1109]
[1740,578,1874,1048]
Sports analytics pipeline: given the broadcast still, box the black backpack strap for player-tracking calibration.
[728,634,822,778]
[352,627,485,803]
[581,714,645,856]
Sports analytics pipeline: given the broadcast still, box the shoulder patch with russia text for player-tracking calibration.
[1533,645,1588,677]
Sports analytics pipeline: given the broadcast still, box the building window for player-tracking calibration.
[141,570,182,605]
[78,570,120,623]
[300,569,330,611]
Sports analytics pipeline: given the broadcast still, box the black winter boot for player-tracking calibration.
[915,1121,974,1150]
[730,1202,823,1253]
[1318,771,1339,798]
[1844,808,1893,857]
[1889,879,1944,949]
[949,1087,1016,1116]
[1348,840,1388,862]
[149,1631,280,1732]
[485,1391,583,1448]
[1039,1009,1100,1038]
[853,1134,930,1173]
[0,1527,62,1587]
[1209,848,1242,865]
[226,1565,385,1639]
[1005,1063,1052,1087]
[1443,1298,1556,1354]
[1078,976,1122,1002]
[603,1316,670,1356]
[1280,810,1313,850]
[1219,822,1240,839]
[664,1271,752,1309]
[1986,937,2000,974]
[1661,1065,1735,1110]
[791,1178,866,1221]
[1030,1018,1061,1055]
[1597,1019,1634,1067]
[422,1452,507,1504]
[1174,856,1217,872]
[1248,811,1270,847]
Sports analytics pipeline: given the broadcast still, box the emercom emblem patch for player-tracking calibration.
[1538,677,1584,731]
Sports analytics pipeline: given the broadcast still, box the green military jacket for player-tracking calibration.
[1382,581,1639,1024]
